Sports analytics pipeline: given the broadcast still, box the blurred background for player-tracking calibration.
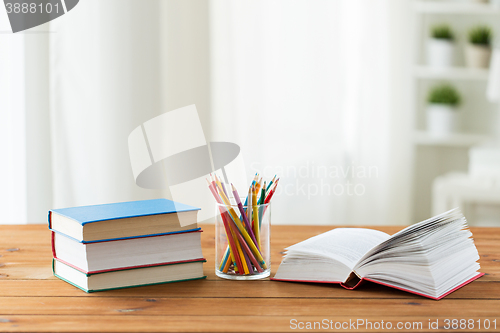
[1,0,500,226]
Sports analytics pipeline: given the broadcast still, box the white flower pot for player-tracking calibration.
[465,43,492,68]
[427,39,455,68]
[427,104,459,135]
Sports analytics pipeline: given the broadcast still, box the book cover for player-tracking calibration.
[52,259,207,293]
[48,198,200,228]
[271,273,485,300]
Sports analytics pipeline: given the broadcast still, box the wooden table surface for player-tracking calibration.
[0,224,499,332]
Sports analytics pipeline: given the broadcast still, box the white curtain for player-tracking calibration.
[49,0,212,217]
[210,0,412,225]
[0,9,51,223]
[49,0,164,210]
[0,0,168,224]
[1,0,213,224]
[0,13,27,223]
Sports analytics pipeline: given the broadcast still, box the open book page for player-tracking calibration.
[354,209,466,269]
[353,209,481,299]
[286,228,391,269]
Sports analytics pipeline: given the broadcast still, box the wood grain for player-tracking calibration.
[1,296,500,316]
[1,279,499,299]
[0,224,498,333]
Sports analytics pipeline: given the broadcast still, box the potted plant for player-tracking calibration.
[465,25,493,68]
[427,84,461,135]
[427,24,455,68]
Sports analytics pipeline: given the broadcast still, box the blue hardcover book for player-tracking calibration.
[48,199,200,243]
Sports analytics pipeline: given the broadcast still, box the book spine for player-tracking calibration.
[340,278,365,290]
[51,231,57,258]
[340,271,364,290]
[47,211,52,229]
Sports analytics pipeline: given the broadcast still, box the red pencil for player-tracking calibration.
[265,178,279,203]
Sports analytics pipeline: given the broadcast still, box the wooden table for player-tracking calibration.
[0,225,499,332]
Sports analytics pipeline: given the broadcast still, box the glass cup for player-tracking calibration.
[215,202,271,280]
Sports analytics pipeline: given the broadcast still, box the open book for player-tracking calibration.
[272,209,483,300]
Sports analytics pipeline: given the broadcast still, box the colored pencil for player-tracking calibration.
[266,176,276,192]
[255,177,263,194]
[243,173,258,206]
[259,182,266,205]
[252,187,260,248]
[208,179,243,274]
[220,247,230,273]
[227,217,263,274]
[216,183,267,269]
[208,180,244,274]
[232,184,259,249]
[209,173,278,275]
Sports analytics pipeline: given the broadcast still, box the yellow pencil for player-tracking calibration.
[232,226,249,274]
[252,187,260,248]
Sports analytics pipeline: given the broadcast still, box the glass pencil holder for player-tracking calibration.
[215,202,271,280]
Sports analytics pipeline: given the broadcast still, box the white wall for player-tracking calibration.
[1,0,415,226]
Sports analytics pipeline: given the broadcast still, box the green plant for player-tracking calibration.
[468,25,493,46]
[431,24,454,40]
[428,84,461,106]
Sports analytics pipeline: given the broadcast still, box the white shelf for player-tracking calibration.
[414,66,490,81]
[414,131,491,147]
[414,1,500,14]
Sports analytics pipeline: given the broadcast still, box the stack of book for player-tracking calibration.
[48,199,206,292]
